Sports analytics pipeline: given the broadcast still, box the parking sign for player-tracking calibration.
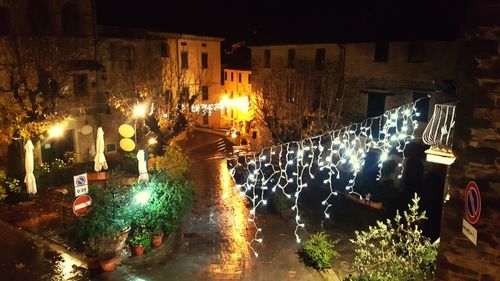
[73,173,88,197]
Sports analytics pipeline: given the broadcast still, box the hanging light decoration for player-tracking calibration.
[228,99,426,257]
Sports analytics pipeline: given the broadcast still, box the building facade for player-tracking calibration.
[0,0,225,167]
[250,41,459,145]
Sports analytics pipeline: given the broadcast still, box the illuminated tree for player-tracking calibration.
[251,45,348,143]
[0,33,85,178]
[110,39,216,155]
[0,36,73,143]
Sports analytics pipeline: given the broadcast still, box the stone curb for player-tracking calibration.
[0,218,87,267]
[318,268,342,281]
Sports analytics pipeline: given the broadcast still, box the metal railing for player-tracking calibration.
[422,103,456,152]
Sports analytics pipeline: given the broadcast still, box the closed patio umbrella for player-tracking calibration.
[94,127,108,172]
[24,140,37,194]
[137,149,149,182]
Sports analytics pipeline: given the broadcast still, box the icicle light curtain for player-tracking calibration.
[227,97,428,257]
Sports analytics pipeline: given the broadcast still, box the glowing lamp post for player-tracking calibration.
[48,124,65,139]
[134,190,151,205]
[132,103,147,149]
[132,104,147,119]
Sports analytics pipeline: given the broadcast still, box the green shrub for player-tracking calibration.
[129,225,151,250]
[272,191,295,219]
[301,232,340,270]
[130,175,194,235]
[148,144,189,181]
[349,194,439,281]
[69,186,132,251]
[94,235,119,260]
[0,185,6,202]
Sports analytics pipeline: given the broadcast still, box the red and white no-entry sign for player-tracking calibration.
[465,181,481,224]
[73,195,92,216]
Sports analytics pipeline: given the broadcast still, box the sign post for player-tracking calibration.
[462,181,481,245]
[73,173,88,197]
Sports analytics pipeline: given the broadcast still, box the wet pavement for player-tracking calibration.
[0,219,86,281]
[0,131,366,280]
[93,131,326,280]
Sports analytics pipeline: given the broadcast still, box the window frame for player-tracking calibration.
[201,52,208,69]
[374,42,389,63]
[315,48,326,70]
[264,49,271,68]
[181,51,189,69]
[288,49,296,69]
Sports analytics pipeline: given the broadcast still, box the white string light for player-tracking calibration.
[228,98,427,257]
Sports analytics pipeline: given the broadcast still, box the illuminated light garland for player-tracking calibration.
[190,96,250,115]
[228,98,427,257]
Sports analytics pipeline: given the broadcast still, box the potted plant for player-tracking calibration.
[82,238,100,270]
[151,228,164,248]
[95,236,119,272]
[129,227,151,256]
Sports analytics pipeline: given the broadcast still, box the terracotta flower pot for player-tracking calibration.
[131,245,145,256]
[86,256,100,270]
[99,257,117,272]
[152,233,164,248]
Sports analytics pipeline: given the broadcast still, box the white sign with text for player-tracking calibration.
[73,173,88,197]
[462,218,477,245]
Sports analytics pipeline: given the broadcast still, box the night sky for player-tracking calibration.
[96,0,467,45]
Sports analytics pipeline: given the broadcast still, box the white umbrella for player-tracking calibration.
[137,149,149,182]
[24,140,37,194]
[93,127,108,172]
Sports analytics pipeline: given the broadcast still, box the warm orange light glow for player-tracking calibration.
[48,124,65,138]
[132,103,147,118]
[220,95,249,113]
[217,160,251,276]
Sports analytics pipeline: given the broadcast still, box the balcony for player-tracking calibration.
[422,103,456,165]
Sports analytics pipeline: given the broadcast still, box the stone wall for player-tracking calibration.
[435,0,500,280]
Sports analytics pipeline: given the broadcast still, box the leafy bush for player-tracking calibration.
[0,176,26,203]
[130,175,194,235]
[35,162,91,190]
[69,186,132,251]
[94,235,120,260]
[129,225,151,250]
[272,191,295,219]
[300,232,340,270]
[148,144,189,180]
[348,194,439,281]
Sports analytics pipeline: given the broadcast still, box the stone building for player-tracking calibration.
[0,0,225,167]
[221,68,253,130]
[0,0,99,170]
[434,0,500,279]
[149,32,224,129]
[250,40,459,129]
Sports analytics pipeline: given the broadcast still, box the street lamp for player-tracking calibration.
[134,190,151,205]
[48,124,65,139]
[132,104,147,118]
